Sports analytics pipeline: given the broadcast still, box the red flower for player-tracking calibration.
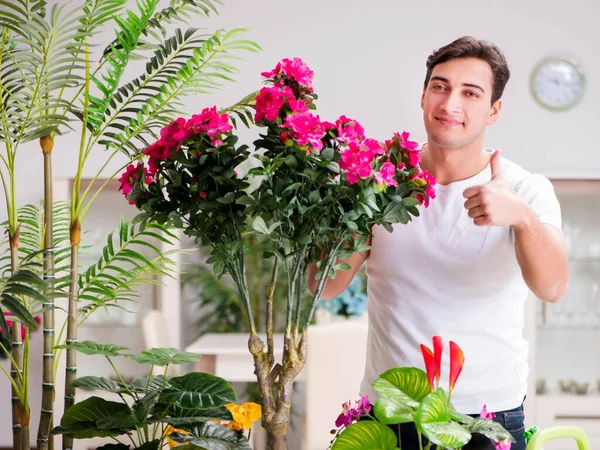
[420,344,435,391]
[449,341,465,395]
[433,335,443,389]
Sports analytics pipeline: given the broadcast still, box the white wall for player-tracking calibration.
[1,0,599,447]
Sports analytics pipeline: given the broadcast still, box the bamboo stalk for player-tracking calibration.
[37,135,55,450]
[9,227,23,450]
[62,221,80,450]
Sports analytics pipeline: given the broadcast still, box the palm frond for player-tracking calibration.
[54,218,178,322]
[219,90,257,130]
[79,0,128,38]
[85,0,160,133]
[0,202,71,274]
[0,265,48,331]
[0,0,47,37]
[95,28,260,156]
[144,0,221,39]
[0,4,87,146]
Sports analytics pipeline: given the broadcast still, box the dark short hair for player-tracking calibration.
[424,36,510,104]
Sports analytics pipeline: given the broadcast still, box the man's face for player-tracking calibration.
[421,57,501,150]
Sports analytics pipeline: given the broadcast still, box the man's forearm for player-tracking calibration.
[513,207,569,303]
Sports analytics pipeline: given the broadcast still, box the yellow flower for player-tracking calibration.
[224,402,262,430]
[164,425,190,448]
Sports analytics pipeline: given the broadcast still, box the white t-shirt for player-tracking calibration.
[360,149,562,414]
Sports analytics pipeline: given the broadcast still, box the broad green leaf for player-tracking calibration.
[331,421,397,450]
[149,405,233,425]
[415,389,470,448]
[52,396,133,438]
[172,421,251,450]
[70,376,129,394]
[252,216,269,235]
[135,440,160,450]
[372,379,417,424]
[375,367,431,404]
[402,197,420,207]
[128,347,201,366]
[96,444,130,450]
[130,375,171,393]
[160,372,236,409]
[56,340,129,357]
[465,418,514,443]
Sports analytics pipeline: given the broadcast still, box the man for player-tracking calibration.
[307,36,569,449]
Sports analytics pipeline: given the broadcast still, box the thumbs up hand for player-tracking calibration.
[462,150,529,227]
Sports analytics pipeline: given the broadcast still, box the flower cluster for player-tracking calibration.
[334,394,371,429]
[210,402,262,433]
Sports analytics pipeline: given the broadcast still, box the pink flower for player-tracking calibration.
[495,440,511,450]
[261,57,314,90]
[339,143,375,184]
[160,117,190,151]
[187,106,232,145]
[412,169,437,208]
[254,85,295,123]
[479,404,496,420]
[3,313,42,341]
[282,111,326,152]
[147,157,160,177]
[336,115,365,145]
[334,395,371,429]
[373,161,398,188]
[363,138,386,156]
[396,131,419,151]
[200,192,207,198]
[118,162,152,204]
[407,149,421,167]
[143,139,171,161]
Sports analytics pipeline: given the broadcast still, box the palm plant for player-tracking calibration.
[1,0,258,448]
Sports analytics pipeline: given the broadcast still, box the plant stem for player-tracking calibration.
[265,256,279,366]
[9,232,24,450]
[38,136,56,450]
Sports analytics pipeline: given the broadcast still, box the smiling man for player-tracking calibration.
[308,36,569,449]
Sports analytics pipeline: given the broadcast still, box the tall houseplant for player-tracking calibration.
[122,57,437,449]
[0,1,260,448]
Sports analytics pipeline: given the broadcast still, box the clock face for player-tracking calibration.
[531,57,585,111]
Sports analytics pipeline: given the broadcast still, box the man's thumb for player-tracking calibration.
[490,150,502,179]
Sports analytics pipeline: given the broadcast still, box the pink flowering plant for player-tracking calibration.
[120,57,435,448]
[330,337,514,450]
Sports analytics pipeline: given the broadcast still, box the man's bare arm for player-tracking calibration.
[306,235,371,300]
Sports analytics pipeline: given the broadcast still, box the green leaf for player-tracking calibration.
[56,340,129,357]
[415,389,471,448]
[372,379,416,425]
[465,418,514,443]
[128,347,201,366]
[70,376,128,394]
[376,367,431,404]
[402,196,420,207]
[160,372,236,409]
[135,440,160,450]
[172,422,251,449]
[52,396,133,438]
[149,405,233,425]
[331,421,397,450]
[130,375,170,393]
[96,444,130,450]
[251,216,270,235]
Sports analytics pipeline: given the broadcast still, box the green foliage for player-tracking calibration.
[52,343,248,448]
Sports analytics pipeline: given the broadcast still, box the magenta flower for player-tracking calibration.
[363,138,386,156]
[261,57,314,90]
[397,131,419,151]
[339,142,375,184]
[479,404,496,420]
[187,106,232,146]
[374,161,398,188]
[282,111,326,152]
[160,117,190,151]
[118,162,152,204]
[336,115,365,145]
[2,313,41,340]
[334,395,371,429]
[143,139,171,161]
[412,169,437,208]
[495,440,511,450]
[254,85,295,123]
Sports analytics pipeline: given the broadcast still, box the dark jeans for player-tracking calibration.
[367,401,526,450]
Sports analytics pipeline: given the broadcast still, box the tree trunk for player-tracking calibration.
[266,432,287,450]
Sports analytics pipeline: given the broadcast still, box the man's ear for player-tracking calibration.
[420,88,426,110]
[487,99,502,125]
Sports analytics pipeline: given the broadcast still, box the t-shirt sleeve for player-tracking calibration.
[513,174,562,232]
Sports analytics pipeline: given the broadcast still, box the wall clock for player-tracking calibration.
[530,56,585,111]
